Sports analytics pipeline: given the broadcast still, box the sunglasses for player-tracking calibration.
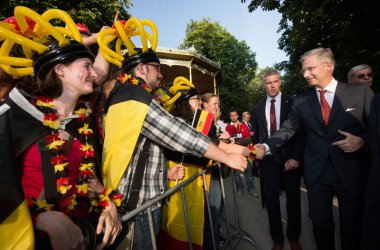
[356,73,372,79]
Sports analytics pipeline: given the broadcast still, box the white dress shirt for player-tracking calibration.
[315,78,337,107]
[265,92,281,137]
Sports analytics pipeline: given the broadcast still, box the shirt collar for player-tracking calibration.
[315,78,338,94]
[266,91,282,102]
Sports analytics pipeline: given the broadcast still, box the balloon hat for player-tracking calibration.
[97,17,158,71]
[163,76,199,111]
[0,6,93,79]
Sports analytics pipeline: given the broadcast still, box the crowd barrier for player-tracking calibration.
[120,162,262,250]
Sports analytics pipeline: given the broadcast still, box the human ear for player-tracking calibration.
[54,64,65,77]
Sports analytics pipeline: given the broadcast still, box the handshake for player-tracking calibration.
[252,144,266,160]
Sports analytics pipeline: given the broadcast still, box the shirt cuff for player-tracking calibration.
[263,143,271,155]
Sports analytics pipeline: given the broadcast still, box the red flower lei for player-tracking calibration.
[117,73,152,93]
[28,97,123,215]
[248,143,256,160]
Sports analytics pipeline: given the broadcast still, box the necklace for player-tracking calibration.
[27,96,123,215]
[117,73,152,93]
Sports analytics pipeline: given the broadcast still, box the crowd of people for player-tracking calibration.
[0,6,379,250]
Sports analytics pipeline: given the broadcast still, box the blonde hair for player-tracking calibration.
[300,48,335,69]
[200,93,218,109]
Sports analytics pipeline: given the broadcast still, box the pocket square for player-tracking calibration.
[346,107,355,112]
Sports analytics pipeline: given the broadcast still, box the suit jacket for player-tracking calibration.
[242,120,253,132]
[251,93,304,164]
[362,94,380,249]
[266,82,373,195]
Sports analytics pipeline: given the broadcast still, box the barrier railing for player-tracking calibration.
[120,162,261,250]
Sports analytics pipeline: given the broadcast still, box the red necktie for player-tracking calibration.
[319,90,331,125]
[270,99,277,136]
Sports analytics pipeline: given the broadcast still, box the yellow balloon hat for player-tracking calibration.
[0,6,86,77]
[164,76,199,111]
[97,17,158,69]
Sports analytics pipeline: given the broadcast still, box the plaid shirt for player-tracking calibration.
[117,100,210,210]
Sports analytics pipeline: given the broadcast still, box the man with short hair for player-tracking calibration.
[251,69,304,250]
[241,111,254,138]
[255,48,373,250]
[225,111,258,197]
[347,64,373,86]
[102,41,247,250]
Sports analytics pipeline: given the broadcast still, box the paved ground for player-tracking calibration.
[219,170,342,250]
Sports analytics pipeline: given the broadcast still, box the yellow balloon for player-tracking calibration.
[0,26,47,53]
[115,37,123,56]
[126,18,147,53]
[115,21,135,56]
[0,39,14,56]
[0,21,14,31]
[97,28,124,61]
[41,9,82,43]
[14,6,68,46]
[22,46,33,59]
[0,56,33,67]
[173,76,195,88]
[164,92,182,106]
[0,64,33,77]
[141,19,158,51]
[99,49,122,68]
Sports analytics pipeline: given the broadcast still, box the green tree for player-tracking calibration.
[1,0,132,33]
[180,18,258,119]
[242,0,380,92]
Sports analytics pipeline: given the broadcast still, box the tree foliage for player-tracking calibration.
[242,0,380,92]
[180,18,258,119]
[1,0,132,33]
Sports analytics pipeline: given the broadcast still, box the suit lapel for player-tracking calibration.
[329,82,346,123]
[308,88,325,126]
[258,99,268,135]
[280,94,290,124]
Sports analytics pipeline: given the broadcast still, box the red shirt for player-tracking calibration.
[225,122,250,138]
[20,139,82,200]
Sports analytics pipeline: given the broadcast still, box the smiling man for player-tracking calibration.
[251,69,304,250]
[255,48,373,250]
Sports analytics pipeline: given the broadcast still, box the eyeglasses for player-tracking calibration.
[144,63,161,72]
[300,66,318,75]
[356,73,372,79]
[300,63,329,75]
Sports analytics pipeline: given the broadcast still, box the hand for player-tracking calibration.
[168,164,185,180]
[96,202,122,249]
[35,211,85,250]
[88,177,105,198]
[225,153,247,172]
[331,130,364,153]
[284,159,300,171]
[82,26,111,46]
[254,144,266,160]
[218,131,230,140]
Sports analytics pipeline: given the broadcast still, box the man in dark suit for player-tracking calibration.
[361,94,380,250]
[255,48,373,250]
[241,111,255,139]
[251,69,304,250]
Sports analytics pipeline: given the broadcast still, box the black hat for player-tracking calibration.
[122,48,160,72]
[33,40,95,80]
[175,87,200,105]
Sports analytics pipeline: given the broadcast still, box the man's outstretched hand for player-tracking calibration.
[254,144,266,160]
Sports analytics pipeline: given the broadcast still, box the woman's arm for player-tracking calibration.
[35,211,85,250]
